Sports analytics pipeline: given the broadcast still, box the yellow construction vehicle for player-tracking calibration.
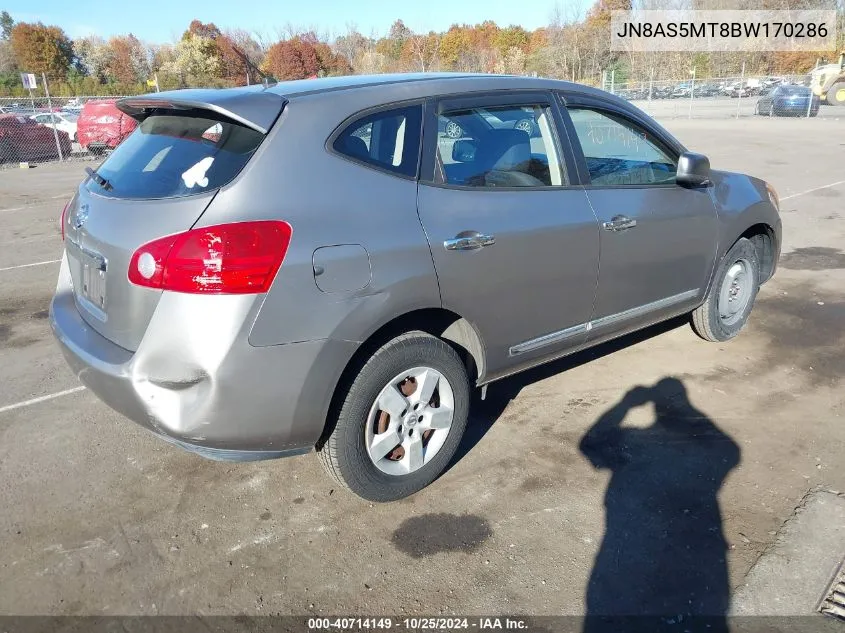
[808,52,845,106]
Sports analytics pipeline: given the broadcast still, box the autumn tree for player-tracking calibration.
[263,37,320,80]
[162,33,220,86]
[492,26,529,56]
[73,35,110,80]
[334,27,371,70]
[376,19,411,63]
[184,20,222,41]
[10,22,74,78]
[218,29,265,84]
[106,34,149,84]
[314,42,352,76]
[401,32,441,71]
[439,25,474,69]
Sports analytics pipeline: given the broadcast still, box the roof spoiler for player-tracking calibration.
[117,88,287,135]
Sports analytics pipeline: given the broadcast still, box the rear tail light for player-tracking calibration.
[128,221,292,294]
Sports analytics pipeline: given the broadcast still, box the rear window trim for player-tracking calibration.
[326,98,425,182]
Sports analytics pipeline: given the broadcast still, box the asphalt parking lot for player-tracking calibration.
[1,114,844,618]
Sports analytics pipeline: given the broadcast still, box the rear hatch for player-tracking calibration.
[63,92,285,351]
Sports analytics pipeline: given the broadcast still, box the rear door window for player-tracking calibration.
[434,103,565,188]
[333,104,422,178]
[86,113,264,199]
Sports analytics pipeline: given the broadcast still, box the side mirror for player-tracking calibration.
[676,151,711,187]
[452,139,477,163]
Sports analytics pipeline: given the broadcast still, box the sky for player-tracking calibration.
[4,0,591,42]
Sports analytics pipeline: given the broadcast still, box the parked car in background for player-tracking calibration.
[652,86,673,99]
[696,84,721,97]
[51,74,782,501]
[670,84,691,98]
[63,98,83,112]
[31,111,78,142]
[755,84,820,117]
[727,83,752,98]
[77,99,137,154]
[0,114,72,163]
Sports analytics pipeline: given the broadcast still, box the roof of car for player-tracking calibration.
[116,73,624,135]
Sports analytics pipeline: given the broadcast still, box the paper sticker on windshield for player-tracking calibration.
[182,157,214,189]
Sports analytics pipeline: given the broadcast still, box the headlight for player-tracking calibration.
[766,182,780,212]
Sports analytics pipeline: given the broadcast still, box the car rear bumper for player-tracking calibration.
[49,254,357,460]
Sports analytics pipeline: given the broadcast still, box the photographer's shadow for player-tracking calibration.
[579,377,741,632]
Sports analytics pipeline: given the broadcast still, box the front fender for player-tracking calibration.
[706,170,782,292]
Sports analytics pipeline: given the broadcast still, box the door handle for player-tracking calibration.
[602,215,637,232]
[444,232,496,251]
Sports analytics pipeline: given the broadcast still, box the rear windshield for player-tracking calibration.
[778,85,807,94]
[86,113,264,199]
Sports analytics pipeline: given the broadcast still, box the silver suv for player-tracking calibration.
[50,73,782,501]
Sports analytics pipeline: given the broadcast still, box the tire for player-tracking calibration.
[445,121,463,139]
[828,82,845,107]
[318,331,470,502]
[691,237,760,342]
[515,118,535,136]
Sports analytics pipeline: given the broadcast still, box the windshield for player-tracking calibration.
[86,113,264,200]
[778,85,807,95]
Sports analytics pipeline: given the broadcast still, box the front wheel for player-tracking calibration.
[828,82,845,107]
[318,331,470,502]
[690,238,760,342]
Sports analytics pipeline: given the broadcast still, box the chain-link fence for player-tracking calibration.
[0,95,131,169]
[600,73,840,119]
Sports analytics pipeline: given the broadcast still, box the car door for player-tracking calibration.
[559,99,718,345]
[416,91,600,381]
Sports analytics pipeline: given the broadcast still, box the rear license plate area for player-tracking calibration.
[69,245,108,318]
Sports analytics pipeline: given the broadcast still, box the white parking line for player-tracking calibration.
[0,386,86,415]
[0,196,69,213]
[781,180,845,202]
[0,259,61,272]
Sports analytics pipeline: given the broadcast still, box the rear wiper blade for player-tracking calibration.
[85,166,112,191]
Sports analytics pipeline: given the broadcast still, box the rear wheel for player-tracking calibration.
[691,238,760,342]
[318,331,470,502]
[828,82,845,107]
